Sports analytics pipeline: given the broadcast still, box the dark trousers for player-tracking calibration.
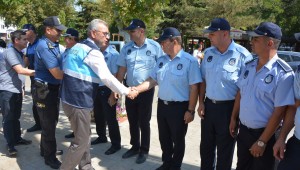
[35,84,60,161]
[236,124,275,170]
[157,99,188,168]
[30,77,40,127]
[277,135,300,170]
[0,91,22,148]
[93,86,121,147]
[200,99,235,170]
[125,88,154,153]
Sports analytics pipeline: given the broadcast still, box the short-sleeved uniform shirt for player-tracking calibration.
[201,41,252,100]
[34,36,62,84]
[238,55,295,128]
[117,38,163,86]
[99,45,119,86]
[25,38,39,70]
[150,49,202,101]
[293,65,300,140]
[0,47,25,93]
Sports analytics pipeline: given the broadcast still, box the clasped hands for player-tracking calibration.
[127,87,139,99]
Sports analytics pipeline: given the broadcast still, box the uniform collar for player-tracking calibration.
[29,37,39,46]
[212,40,236,54]
[87,38,96,45]
[263,54,279,71]
[42,36,59,48]
[131,38,148,48]
[164,49,184,60]
[102,45,111,56]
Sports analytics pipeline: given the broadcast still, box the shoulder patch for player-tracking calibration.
[245,56,258,65]
[276,58,293,72]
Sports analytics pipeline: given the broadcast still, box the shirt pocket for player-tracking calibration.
[223,64,238,81]
[258,79,275,94]
[170,69,185,84]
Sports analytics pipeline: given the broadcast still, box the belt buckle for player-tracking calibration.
[212,99,217,104]
[163,100,168,105]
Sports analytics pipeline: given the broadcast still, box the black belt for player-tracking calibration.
[34,80,60,89]
[158,98,188,105]
[240,123,265,133]
[206,98,234,104]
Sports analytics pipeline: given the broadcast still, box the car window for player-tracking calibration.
[278,54,291,62]
[292,55,300,61]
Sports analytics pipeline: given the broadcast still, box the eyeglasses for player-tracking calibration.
[94,30,110,38]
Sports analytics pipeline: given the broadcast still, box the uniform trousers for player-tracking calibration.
[60,103,93,170]
[35,83,60,162]
[157,99,189,169]
[125,88,154,153]
[200,98,235,170]
[236,124,275,170]
[0,91,22,148]
[93,86,121,147]
[277,135,300,170]
[30,76,40,127]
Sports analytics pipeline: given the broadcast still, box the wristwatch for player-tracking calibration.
[187,110,195,115]
[257,140,266,147]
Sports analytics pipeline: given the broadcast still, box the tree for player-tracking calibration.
[0,0,76,31]
[106,0,168,41]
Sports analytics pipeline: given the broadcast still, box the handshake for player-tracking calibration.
[127,87,139,100]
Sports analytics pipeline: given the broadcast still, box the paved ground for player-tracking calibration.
[0,78,240,170]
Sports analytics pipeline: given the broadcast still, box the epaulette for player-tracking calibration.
[245,56,258,65]
[277,58,293,73]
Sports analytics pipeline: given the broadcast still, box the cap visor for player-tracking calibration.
[55,25,67,31]
[246,31,263,37]
[124,25,137,30]
[294,33,300,42]
[203,29,215,33]
[61,33,71,37]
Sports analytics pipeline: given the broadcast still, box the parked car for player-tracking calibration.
[277,51,300,71]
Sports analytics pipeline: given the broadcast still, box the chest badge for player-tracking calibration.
[146,50,151,56]
[127,49,131,55]
[243,70,249,79]
[207,56,213,62]
[159,62,163,68]
[264,74,274,84]
[229,58,236,65]
[177,63,183,70]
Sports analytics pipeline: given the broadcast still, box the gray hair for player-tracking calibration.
[87,19,108,36]
[272,38,281,49]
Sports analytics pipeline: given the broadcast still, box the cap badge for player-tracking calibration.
[57,18,61,24]
[264,74,274,84]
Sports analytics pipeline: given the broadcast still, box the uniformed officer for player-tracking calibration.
[59,19,137,170]
[273,33,300,170]
[134,27,202,170]
[230,22,295,170]
[92,40,122,155]
[116,19,163,164]
[22,24,41,132]
[198,18,251,170]
[34,16,66,169]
